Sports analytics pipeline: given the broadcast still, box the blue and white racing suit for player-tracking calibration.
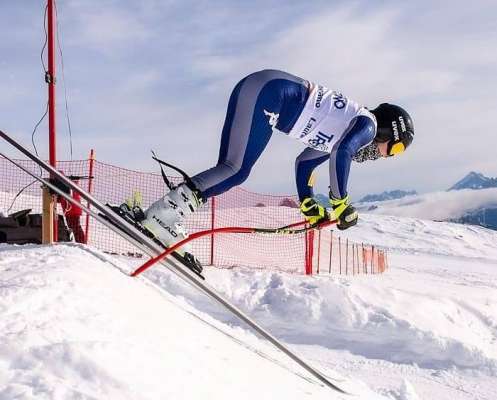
[190,69,377,201]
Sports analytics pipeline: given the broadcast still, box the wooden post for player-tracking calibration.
[42,187,54,243]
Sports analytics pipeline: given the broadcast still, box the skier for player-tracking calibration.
[136,69,414,251]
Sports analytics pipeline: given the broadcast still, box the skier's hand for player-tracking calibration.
[330,195,358,230]
[300,197,329,225]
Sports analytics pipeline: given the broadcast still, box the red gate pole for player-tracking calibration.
[84,149,95,244]
[210,196,216,266]
[305,229,314,275]
[328,231,333,274]
[47,0,58,241]
[316,230,321,274]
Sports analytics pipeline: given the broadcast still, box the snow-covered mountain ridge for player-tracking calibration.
[449,171,497,191]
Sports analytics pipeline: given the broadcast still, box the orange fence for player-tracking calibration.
[313,230,388,275]
[0,155,388,276]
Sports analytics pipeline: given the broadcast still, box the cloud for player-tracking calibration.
[62,1,153,53]
[1,0,497,199]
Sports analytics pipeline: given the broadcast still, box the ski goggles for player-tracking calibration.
[387,134,413,156]
[387,141,406,156]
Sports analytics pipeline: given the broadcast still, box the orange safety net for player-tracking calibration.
[0,156,388,275]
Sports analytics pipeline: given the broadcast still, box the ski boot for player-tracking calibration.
[142,182,204,274]
[105,188,204,277]
[142,183,203,245]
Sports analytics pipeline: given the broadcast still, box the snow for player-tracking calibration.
[1,213,497,399]
[0,244,382,399]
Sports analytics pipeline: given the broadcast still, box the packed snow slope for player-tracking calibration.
[147,213,497,399]
[0,243,384,400]
[1,213,497,399]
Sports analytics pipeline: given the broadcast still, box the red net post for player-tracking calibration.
[362,243,366,274]
[210,196,216,266]
[328,231,333,274]
[352,243,355,275]
[84,149,95,244]
[370,246,375,274]
[47,0,58,241]
[345,239,349,275]
[316,230,321,274]
[305,230,314,275]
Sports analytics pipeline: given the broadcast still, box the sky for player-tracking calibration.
[1,0,497,200]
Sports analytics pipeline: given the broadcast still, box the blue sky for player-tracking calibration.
[1,0,496,199]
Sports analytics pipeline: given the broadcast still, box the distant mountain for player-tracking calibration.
[450,208,497,231]
[448,171,497,191]
[358,190,417,203]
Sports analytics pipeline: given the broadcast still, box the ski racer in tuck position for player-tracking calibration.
[130,69,415,254]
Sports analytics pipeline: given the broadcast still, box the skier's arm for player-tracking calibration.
[295,147,330,201]
[329,116,376,199]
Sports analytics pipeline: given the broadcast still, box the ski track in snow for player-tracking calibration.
[0,214,497,399]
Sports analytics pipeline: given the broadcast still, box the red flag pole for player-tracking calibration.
[47,0,58,240]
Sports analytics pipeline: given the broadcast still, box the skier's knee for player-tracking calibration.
[233,169,251,185]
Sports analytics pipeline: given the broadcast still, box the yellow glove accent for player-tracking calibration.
[300,197,328,225]
[330,195,350,219]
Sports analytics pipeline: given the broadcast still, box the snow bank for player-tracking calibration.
[180,261,497,372]
[0,243,385,400]
[143,216,497,377]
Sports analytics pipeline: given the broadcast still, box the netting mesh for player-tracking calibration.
[0,156,388,275]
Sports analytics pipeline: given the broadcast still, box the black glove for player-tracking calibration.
[330,195,358,230]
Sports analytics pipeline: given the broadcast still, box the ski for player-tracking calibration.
[101,203,205,279]
[0,129,348,394]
